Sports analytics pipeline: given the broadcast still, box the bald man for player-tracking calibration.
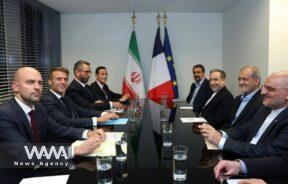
[0,67,105,183]
[199,71,288,158]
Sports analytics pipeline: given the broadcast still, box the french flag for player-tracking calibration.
[148,27,174,108]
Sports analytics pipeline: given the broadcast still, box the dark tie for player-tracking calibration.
[60,96,75,118]
[84,84,94,98]
[28,110,41,143]
[102,85,109,99]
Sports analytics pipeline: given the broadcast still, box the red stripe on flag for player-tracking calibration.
[147,81,174,108]
[122,79,137,100]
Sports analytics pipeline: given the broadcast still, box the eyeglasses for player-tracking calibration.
[261,85,287,93]
[80,70,92,74]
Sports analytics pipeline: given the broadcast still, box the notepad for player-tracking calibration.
[205,139,219,150]
[72,132,126,157]
[180,106,193,110]
[20,175,69,184]
[103,118,128,125]
[226,179,244,184]
[180,117,207,123]
[105,108,124,113]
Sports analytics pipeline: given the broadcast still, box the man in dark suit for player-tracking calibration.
[200,71,288,158]
[214,154,288,183]
[41,67,118,129]
[200,69,234,129]
[66,60,123,111]
[226,66,263,128]
[89,66,130,103]
[186,64,213,114]
[0,67,105,183]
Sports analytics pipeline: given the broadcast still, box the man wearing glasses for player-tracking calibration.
[199,71,288,158]
[66,60,115,110]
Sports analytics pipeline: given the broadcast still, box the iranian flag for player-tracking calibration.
[122,30,145,99]
[148,27,174,108]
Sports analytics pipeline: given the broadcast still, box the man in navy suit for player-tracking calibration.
[0,67,106,183]
[200,69,234,129]
[199,71,288,158]
[226,66,263,128]
[214,154,288,183]
[89,66,130,103]
[66,60,123,110]
[186,64,213,114]
[41,67,118,129]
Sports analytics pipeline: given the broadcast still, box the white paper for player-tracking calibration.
[226,179,244,184]
[20,175,69,184]
[180,106,193,110]
[180,117,207,123]
[205,139,219,150]
[104,108,124,113]
[172,98,184,102]
[72,132,125,157]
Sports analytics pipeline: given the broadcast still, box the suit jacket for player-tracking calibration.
[223,106,288,158]
[41,90,102,128]
[242,154,288,180]
[89,81,122,101]
[0,98,85,183]
[186,78,213,114]
[66,79,110,110]
[226,89,263,128]
[200,86,234,129]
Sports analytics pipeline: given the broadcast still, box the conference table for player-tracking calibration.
[51,99,221,184]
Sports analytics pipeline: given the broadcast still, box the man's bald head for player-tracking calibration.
[13,67,41,82]
[262,71,288,109]
[12,67,43,107]
[269,71,288,91]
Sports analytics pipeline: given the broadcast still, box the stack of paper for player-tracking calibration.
[72,132,127,157]
[180,117,207,123]
[20,175,69,184]
[226,179,244,184]
[104,108,124,114]
[205,139,219,150]
[179,106,193,110]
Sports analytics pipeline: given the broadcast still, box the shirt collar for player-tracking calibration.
[74,79,86,87]
[270,106,286,117]
[96,80,104,89]
[241,88,260,102]
[49,89,63,99]
[195,77,205,87]
[14,97,34,115]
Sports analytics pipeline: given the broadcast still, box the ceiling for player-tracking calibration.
[37,0,240,14]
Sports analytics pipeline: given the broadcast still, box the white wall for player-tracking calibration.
[222,0,269,96]
[61,13,222,98]
[268,0,288,74]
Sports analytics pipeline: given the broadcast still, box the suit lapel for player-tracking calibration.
[258,107,288,143]
[48,91,72,118]
[11,99,34,141]
[235,90,261,123]
[203,87,226,109]
[95,82,106,99]
[73,80,93,100]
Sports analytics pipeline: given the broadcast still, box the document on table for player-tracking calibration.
[226,179,244,184]
[72,132,126,157]
[205,139,219,150]
[20,175,69,184]
[172,98,184,102]
[103,118,128,125]
[180,106,193,110]
[180,117,207,123]
[104,108,124,114]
